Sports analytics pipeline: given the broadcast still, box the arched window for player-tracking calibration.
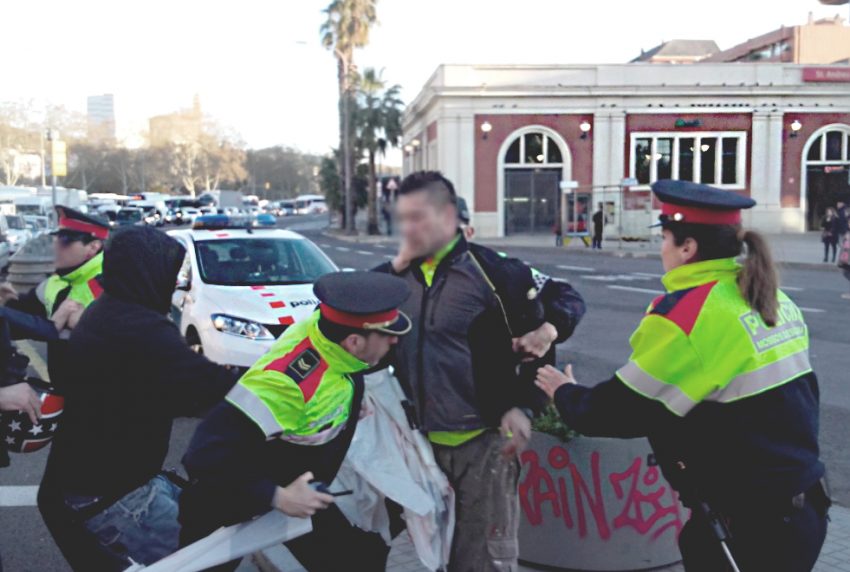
[504,132,563,165]
[806,127,850,163]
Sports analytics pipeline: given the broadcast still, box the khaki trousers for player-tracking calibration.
[432,430,520,572]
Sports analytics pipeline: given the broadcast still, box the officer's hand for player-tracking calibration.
[500,407,532,458]
[0,383,41,425]
[52,300,85,331]
[272,472,334,518]
[535,364,577,399]
[512,322,558,362]
[0,283,18,304]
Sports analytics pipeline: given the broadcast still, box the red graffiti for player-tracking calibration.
[519,446,685,543]
[609,457,685,540]
[520,447,611,539]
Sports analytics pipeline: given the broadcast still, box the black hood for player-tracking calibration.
[102,226,186,314]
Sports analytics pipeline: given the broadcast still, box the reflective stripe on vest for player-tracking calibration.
[616,360,696,417]
[706,350,812,404]
[227,383,284,439]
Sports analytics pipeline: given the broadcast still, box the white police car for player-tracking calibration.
[168,215,338,370]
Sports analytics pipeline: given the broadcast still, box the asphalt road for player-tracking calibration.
[0,213,848,571]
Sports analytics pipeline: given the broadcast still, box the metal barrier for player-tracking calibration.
[8,234,54,294]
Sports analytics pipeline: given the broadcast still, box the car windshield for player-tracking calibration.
[6,216,25,230]
[117,210,142,222]
[194,237,336,286]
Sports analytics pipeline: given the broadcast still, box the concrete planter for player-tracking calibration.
[8,234,54,294]
[518,432,687,571]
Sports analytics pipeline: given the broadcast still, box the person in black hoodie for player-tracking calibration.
[37,226,237,571]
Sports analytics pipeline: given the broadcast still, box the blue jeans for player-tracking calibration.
[81,475,182,566]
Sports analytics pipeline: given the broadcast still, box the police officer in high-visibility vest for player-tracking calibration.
[0,206,108,351]
[535,180,829,572]
[179,271,412,571]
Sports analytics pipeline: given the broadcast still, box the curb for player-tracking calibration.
[321,230,395,246]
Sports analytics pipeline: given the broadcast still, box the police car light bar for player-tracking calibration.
[193,214,254,231]
[192,214,277,231]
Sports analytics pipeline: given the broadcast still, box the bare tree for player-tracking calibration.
[0,102,39,186]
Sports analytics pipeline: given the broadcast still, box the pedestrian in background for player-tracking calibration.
[38,226,237,571]
[821,207,841,263]
[836,199,850,237]
[592,202,606,250]
[838,230,850,300]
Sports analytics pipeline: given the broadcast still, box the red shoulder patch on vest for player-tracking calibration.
[651,281,717,336]
[87,277,104,299]
[648,294,666,313]
[263,337,329,403]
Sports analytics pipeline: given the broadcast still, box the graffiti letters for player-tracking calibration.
[519,445,685,543]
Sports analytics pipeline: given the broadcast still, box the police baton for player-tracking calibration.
[696,500,741,572]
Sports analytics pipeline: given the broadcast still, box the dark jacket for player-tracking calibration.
[553,373,824,512]
[42,226,237,503]
[374,235,585,431]
[837,206,850,236]
[821,215,842,244]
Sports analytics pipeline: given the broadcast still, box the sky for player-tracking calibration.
[2,0,846,165]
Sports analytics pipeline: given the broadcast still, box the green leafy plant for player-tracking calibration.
[533,404,579,443]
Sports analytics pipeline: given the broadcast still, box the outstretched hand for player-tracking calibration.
[535,364,577,399]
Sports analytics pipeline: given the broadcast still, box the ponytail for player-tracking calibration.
[737,230,779,327]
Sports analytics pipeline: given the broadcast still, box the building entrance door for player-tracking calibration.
[803,126,850,230]
[504,168,561,235]
[807,166,850,230]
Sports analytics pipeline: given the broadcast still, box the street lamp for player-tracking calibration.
[480,121,493,140]
[580,120,592,140]
[404,144,414,154]
[790,119,803,138]
[411,139,421,148]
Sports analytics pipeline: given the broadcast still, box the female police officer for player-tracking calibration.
[535,180,829,572]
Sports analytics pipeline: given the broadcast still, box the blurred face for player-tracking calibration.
[53,234,101,271]
[396,191,458,258]
[344,332,399,366]
[660,228,698,273]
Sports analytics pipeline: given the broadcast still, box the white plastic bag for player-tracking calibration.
[332,369,455,571]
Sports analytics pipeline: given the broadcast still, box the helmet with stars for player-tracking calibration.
[0,379,63,453]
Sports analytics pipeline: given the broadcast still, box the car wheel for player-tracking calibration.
[186,328,204,355]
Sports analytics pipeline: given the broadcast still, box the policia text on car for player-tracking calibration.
[536,179,829,572]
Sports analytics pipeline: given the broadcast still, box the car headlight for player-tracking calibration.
[211,313,274,340]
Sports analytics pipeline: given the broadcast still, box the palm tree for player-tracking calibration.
[355,68,403,235]
[320,0,378,233]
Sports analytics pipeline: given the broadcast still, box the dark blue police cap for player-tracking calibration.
[651,179,756,227]
[314,271,411,335]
